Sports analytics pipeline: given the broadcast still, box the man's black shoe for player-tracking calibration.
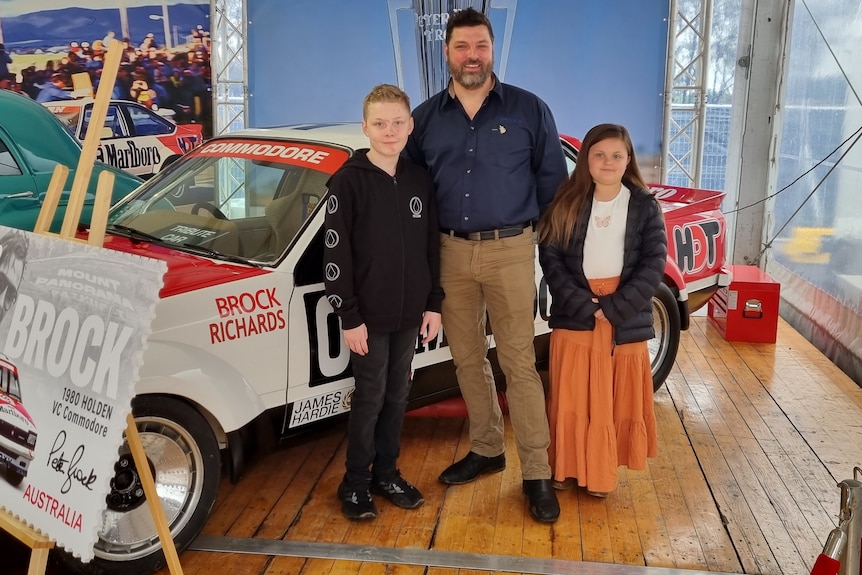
[522,479,560,523]
[337,481,378,520]
[439,451,505,485]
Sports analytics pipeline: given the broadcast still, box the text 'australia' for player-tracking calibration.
[23,484,83,532]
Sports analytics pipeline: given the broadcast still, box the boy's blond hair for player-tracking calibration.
[363,84,411,119]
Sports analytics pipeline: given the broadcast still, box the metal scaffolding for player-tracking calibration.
[664,0,713,187]
[211,0,247,134]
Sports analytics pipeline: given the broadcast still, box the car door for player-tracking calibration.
[85,102,163,179]
[85,103,132,173]
[121,102,179,178]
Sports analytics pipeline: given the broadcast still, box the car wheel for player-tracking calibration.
[2,466,24,487]
[56,395,221,575]
[649,282,681,392]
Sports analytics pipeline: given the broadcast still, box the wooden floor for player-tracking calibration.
[7,317,862,574]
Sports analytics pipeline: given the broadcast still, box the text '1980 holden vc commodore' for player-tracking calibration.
[54,125,728,574]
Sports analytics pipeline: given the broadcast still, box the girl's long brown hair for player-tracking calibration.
[538,123,647,246]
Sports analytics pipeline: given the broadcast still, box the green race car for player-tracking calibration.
[0,89,142,231]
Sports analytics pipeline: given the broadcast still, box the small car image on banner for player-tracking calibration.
[0,354,37,487]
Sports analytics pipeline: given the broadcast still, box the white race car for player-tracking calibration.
[44,98,204,179]
[56,124,728,575]
[0,354,37,488]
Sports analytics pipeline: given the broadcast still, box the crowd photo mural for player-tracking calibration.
[0,0,213,142]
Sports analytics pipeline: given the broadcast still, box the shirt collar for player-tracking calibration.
[439,73,501,111]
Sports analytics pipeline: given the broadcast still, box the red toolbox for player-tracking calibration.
[708,265,780,343]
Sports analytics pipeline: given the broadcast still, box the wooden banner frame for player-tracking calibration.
[2,39,183,575]
[1,508,53,575]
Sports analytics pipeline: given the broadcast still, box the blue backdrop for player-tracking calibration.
[247,0,670,177]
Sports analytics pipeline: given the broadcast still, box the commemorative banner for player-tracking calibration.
[0,225,165,561]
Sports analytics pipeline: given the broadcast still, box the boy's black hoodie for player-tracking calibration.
[323,149,443,332]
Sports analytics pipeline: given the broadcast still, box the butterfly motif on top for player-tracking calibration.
[593,215,611,228]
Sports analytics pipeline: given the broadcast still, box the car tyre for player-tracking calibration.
[2,466,24,487]
[55,395,221,575]
[649,282,682,392]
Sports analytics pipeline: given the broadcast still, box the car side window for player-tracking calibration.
[106,106,124,138]
[0,138,23,176]
[565,152,576,176]
[82,104,125,139]
[127,105,174,136]
[561,140,578,175]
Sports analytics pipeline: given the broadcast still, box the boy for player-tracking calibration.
[323,84,443,520]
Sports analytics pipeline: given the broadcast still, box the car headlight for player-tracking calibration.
[27,432,37,446]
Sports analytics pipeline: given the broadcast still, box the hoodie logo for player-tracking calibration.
[325,262,340,281]
[409,197,422,219]
[327,196,338,214]
[325,229,339,248]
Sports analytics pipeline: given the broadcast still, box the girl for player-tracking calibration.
[538,123,667,497]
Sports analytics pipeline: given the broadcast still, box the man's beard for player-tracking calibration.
[449,59,493,90]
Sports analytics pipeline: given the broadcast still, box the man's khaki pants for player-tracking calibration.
[439,229,552,480]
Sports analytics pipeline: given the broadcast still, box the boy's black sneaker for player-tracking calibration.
[371,471,425,509]
[337,481,378,520]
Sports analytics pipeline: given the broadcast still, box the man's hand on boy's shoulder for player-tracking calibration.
[420,311,442,344]
[343,323,369,356]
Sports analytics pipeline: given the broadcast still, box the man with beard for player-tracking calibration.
[404,7,567,523]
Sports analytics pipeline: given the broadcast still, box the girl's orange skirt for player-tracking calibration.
[547,276,658,493]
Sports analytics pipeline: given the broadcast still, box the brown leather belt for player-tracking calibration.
[442,222,531,241]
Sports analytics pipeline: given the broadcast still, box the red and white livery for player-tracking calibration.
[0,355,37,488]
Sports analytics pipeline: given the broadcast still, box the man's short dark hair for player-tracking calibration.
[445,7,494,44]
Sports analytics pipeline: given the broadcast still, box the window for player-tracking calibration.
[0,139,23,177]
[82,104,125,139]
[127,105,174,136]
[0,360,21,400]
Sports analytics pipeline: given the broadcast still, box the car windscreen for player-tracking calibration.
[0,357,21,401]
[107,138,350,265]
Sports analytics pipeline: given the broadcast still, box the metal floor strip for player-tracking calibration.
[189,535,743,575]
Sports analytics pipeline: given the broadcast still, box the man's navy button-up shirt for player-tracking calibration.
[404,77,568,234]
